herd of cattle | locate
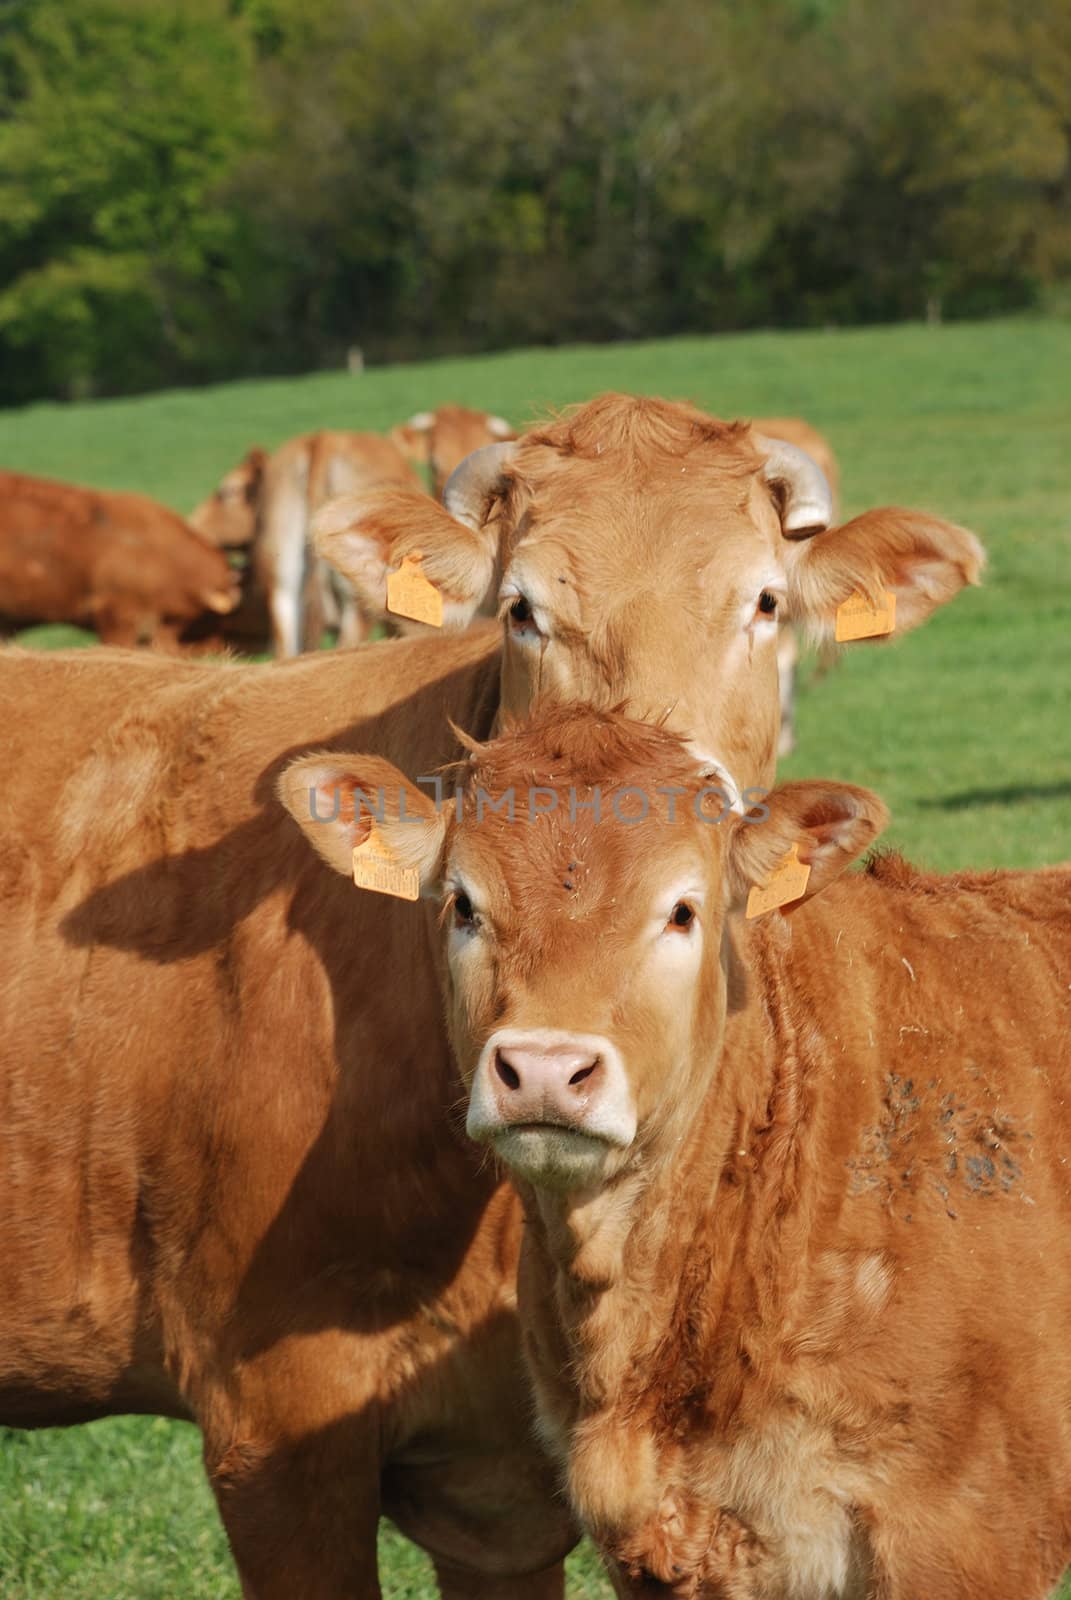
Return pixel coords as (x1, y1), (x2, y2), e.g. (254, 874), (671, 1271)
(2, 391), (1068, 1600)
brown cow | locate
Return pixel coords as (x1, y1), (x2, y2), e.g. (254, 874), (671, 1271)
(0, 395), (982, 1598)
(392, 404), (516, 499)
(374, 407), (829, 755)
(333, 705), (1071, 1600)
(316, 396), (976, 801)
(190, 407), (820, 755)
(0, 469), (239, 647)
(191, 432), (422, 656)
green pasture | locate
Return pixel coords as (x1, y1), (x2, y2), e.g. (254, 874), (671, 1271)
(0, 316), (1068, 1596)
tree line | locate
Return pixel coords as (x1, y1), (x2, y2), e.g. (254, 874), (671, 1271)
(0, 0), (1067, 405)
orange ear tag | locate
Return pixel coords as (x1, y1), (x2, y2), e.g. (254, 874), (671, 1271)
(746, 843), (812, 920)
(835, 591), (896, 643)
(352, 826), (420, 902)
(387, 552), (443, 628)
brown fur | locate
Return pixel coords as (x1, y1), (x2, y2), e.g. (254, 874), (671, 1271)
(0, 469), (239, 648)
(349, 406), (839, 753)
(189, 446), (268, 550)
(427, 707), (1071, 1600)
(318, 393), (983, 799)
(0, 630), (575, 1598)
(785, 506), (985, 639)
(191, 432), (422, 656)
(0, 395), (984, 1597)
(392, 405), (516, 499)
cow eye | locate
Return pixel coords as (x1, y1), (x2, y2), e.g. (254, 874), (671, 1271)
(667, 901), (695, 931)
(500, 581), (547, 640)
(453, 890), (476, 928)
(757, 590), (779, 618)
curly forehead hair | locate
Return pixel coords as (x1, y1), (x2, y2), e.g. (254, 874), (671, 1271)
(522, 393), (759, 466)
(461, 705), (707, 801)
(495, 395), (762, 538)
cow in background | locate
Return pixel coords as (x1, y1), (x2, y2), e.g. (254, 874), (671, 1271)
(345, 703), (1071, 1600)
(189, 446), (268, 553)
(0, 469), (239, 648)
(191, 431), (422, 656)
(392, 404), (515, 499)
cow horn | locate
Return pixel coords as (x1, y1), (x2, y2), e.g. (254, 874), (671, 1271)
(754, 434), (834, 538)
(442, 441), (518, 529)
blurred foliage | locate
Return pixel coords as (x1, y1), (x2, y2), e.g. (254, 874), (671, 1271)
(0, 0), (1068, 402)
(0, 0), (258, 400)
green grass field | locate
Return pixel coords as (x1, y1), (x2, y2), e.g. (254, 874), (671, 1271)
(0, 315), (1069, 1597)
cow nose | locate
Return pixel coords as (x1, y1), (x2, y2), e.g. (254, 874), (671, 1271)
(491, 1044), (603, 1128)
(467, 1028), (636, 1158)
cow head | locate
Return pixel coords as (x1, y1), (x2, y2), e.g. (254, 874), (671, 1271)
(279, 705), (887, 1195)
(315, 394), (983, 797)
(189, 447), (268, 549)
(168, 527), (243, 622)
(391, 405), (516, 499)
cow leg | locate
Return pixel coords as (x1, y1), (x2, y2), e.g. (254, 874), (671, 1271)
(301, 557), (328, 651)
(431, 1556), (566, 1599)
(260, 522), (308, 657)
(95, 609), (141, 648)
(148, 618), (186, 655)
(207, 1431), (383, 1600)
(268, 582), (303, 658)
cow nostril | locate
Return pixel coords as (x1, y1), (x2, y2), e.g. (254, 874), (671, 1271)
(494, 1051), (521, 1091)
(568, 1059), (599, 1087)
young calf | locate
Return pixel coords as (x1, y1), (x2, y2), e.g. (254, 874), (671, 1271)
(288, 708), (1071, 1600)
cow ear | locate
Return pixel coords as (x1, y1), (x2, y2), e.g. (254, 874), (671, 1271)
(277, 751), (446, 891)
(728, 781), (888, 909)
(313, 487), (499, 633)
(785, 509), (986, 641)
(390, 420), (433, 464)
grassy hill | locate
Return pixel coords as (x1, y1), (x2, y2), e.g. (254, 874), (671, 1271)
(0, 316), (1068, 1598)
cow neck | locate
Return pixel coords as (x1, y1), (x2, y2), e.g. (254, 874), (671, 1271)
(520, 917), (808, 1430)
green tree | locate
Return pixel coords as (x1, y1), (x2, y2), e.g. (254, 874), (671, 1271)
(0, 0), (258, 400)
(0, 0), (1066, 403)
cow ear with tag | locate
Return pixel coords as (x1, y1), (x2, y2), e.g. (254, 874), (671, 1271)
(277, 751), (446, 896)
(728, 781), (889, 915)
(313, 488), (498, 635)
(785, 507), (986, 643)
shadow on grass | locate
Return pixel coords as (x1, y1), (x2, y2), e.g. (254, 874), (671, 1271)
(918, 780), (1071, 810)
